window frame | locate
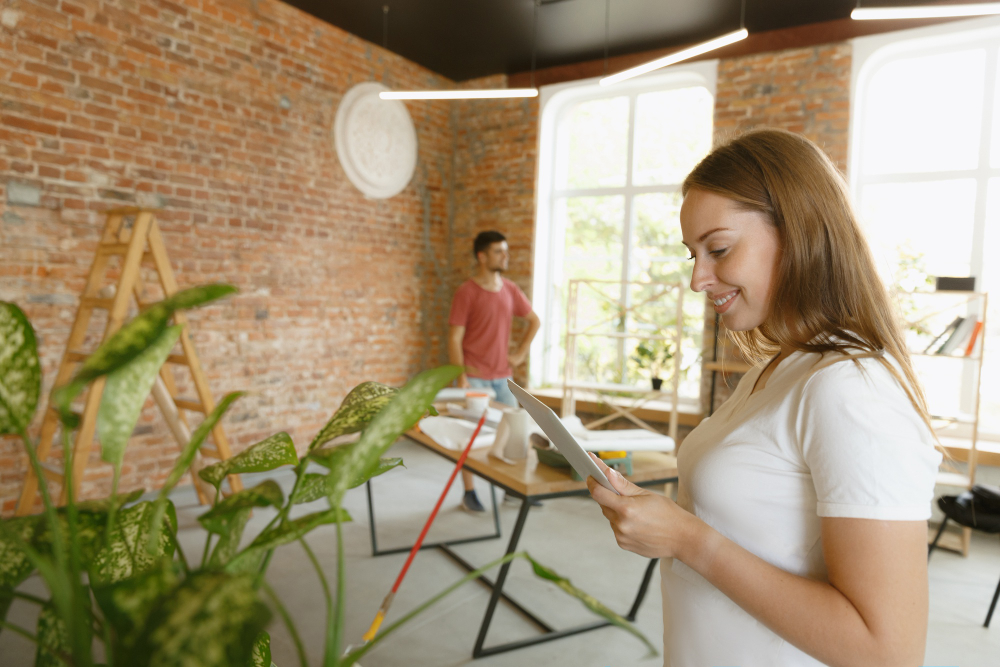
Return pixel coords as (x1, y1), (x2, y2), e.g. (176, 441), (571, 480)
(850, 15), (1000, 418)
(530, 61), (717, 388)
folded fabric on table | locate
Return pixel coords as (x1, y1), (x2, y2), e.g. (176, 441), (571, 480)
(418, 415), (495, 450)
(561, 415), (675, 453)
(444, 403), (505, 428)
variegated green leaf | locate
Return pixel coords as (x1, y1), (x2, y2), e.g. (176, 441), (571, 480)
(90, 501), (177, 585)
(149, 392), (244, 551)
(0, 516), (37, 588)
(290, 472), (327, 505)
(207, 507), (252, 569)
(524, 553), (658, 656)
(198, 481), (284, 534)
(0, 302), (41, 435)
(98, 325), (183, 474)
(76, 488), (144, 513)
(32, 507), (108, 568)
(35, 601), (71, 667)
(324, 366), (461, 506)
(198, 432), (297, 490)
(291, 457), (404, 506)
(52, 284), (237, 423)
(0, 516), (38, 636)
(248, 630), (271, 667)
(134, 570), (270, 667)
(93, 562), (179, 660)
(307, 381), (399, 451)
(225, 508), (352, 574)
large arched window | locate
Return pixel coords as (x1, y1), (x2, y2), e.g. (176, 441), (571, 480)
(530, 62), (716, 405)
(851, 16), (1000, 435)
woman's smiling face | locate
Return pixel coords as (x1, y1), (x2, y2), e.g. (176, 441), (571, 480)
(680, 188), (782, 332)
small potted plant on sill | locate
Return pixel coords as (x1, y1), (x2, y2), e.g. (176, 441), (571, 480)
(631, 339), (674, 391)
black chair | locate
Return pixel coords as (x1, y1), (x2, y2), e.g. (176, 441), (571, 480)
(928, 484), (1000, 627)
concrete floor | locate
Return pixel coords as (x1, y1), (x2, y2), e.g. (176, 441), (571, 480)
(3, 436), (1000, 666)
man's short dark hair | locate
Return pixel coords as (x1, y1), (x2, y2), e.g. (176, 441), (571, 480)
(473, 230), (507, 258)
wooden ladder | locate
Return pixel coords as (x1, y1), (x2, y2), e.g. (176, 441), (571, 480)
(16, 208), (243, 515)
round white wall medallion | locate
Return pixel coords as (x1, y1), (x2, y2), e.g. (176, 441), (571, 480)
(334, 82), (418, 199)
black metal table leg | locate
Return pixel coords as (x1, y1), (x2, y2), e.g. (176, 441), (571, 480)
(473, 498), (533, 657)
(366, 479), (503, 557)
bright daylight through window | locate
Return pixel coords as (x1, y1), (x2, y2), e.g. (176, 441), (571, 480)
(531, 64), (715, 408)
(852, 17), (1000, 438)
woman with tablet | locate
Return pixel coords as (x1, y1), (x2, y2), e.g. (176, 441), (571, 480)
(587, 128), (941, 667)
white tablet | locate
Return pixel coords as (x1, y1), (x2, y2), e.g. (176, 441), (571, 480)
(507, 380), (620, 495)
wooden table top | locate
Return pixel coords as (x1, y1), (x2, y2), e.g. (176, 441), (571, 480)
(407, 404), (678, 499)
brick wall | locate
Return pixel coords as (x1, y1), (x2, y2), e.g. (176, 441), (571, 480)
(701, 43), (853, 413)
(0, 0), (466, 514)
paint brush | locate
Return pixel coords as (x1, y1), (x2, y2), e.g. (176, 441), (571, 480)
(358, 408), (489, 647)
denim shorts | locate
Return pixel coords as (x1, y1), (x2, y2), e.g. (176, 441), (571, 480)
(468, 376), (518, 408)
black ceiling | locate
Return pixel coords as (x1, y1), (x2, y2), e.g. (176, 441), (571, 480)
(283, 0), (934, 81)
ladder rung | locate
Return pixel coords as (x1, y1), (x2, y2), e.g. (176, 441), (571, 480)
(47, 405), (83, 421)
(40, 464), (64, 484)
(174, 398), (206, 412)
(80, 297), (115, 310)
(166, 354), (189, 365)
(66, 350), (87, 362)
(98, 243), (131, 255)
(200, 446), (221, 459)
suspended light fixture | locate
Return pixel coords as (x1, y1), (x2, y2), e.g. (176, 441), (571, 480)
(852, 2), (1000, 20)
(600, 28), (748, 86)
(380, 0), (542, 101)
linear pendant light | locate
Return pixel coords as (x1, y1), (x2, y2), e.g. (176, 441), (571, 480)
(379, 89), (539, 100)
(852, 3), (1000, 20)
(600, 28), (748, 86)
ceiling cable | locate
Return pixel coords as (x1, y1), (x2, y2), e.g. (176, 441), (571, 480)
(530, 0), (540, 89)
(603, 0), (611, 75)
(740, 0), (746, 30)
(382, 5), (389, 49)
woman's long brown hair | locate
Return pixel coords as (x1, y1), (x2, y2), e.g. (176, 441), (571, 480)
(683, 128), (934, 430)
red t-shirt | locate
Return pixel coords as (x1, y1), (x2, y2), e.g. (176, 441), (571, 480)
(448, 278), (532, 380)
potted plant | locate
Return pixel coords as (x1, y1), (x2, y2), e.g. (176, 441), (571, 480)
(631, 339), (674, 390)
(0, 286), (658, 666)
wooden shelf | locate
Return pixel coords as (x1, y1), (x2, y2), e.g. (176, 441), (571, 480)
(703, 360), (754, 374)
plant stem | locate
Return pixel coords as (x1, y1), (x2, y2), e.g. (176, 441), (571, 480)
(200, 533), (214, 569)
(330, 508), (346, 667)
(254, 459), (308, 587)
(340, 551), (526, 666)
(299, 537), (334, 666)
(61, 424), (94, 667)
(261, 580), (308, 667)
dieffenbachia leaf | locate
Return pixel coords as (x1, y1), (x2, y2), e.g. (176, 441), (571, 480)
(290, 458), (404, 505)
(132, 571), (270, 667)
(524, 553), (659, 657)
(52, 284), (237, 425)
(308, 446), (405, 486)
(248, 630), (271, 667)
(207, 508), (252, 569)
(0, 302), (41, 435)
(290, 473), (327, 505)
(92, 562), (179, 661)
(0, 516), (38, 635)
(98, 325), (183, 475)
(31, 507), (108, 568)
(198, 481), (284, 534)
(225, 508), (352, 574)
(198, 432), (297, 490)
(148, 392), (244, 552)
(35, 601), (71, 667)
(307, 381), (399, 451)
(90, 500), (177, 586)
(323, 366), (461, 506)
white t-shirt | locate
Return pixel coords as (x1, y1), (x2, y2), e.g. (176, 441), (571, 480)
(661, 349), (941, 667)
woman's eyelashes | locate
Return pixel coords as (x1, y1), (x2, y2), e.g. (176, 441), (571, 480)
(686, 247), (727, 261)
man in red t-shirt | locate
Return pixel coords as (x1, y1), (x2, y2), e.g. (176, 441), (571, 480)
(449, 230), (540, 512)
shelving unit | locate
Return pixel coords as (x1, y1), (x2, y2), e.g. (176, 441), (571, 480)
(899, 289), (989, 556)
(562, 279), (685, 441)
(706, 313), (754, 416)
